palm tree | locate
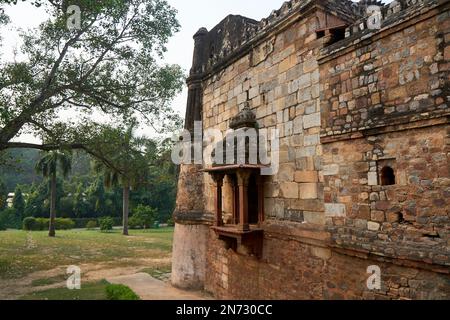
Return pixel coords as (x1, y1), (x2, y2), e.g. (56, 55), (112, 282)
(94, 164), (132, 235)
(35, 150), (72, 237)
(92, 125), (149, 236)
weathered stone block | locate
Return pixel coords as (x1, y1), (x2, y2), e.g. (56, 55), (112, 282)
(303, 112), (321, 129)
(371, 211), (385, 222)
(368, 172), (378, 186)
(304, 134), (320, 146)
(300, 183), (318, 199)
(280, 182), (299, 199)
(325, 203), (346, 217)
(279, 163), (295, 181)
(303, 211), (325, 225)
(294, 171), (318, 183)
(367, 221), (380, 231)
(293, 116), (303, 134)
(323, 164), (339, 176)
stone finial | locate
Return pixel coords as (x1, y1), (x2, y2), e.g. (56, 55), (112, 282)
(194, 27), (208, 38)
(229, 96), (257, 130)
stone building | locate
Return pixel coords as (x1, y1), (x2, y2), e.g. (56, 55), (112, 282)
(172, 0), (450, 299)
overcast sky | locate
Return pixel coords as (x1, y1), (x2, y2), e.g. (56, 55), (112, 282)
(1, 0), (390, 143)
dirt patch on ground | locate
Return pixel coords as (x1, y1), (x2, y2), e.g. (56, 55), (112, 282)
(0, 257), (172, 300)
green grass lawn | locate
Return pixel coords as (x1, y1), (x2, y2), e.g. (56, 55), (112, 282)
(21, 280), (111, 300)
(20, 279), (141, 300)
(0, 228), (174, 280)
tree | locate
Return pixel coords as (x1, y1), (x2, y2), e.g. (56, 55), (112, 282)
(12, 186), (25, 216)
(35, 150), (72, 237)
(23, 181), (47, 218)
(92, 124), (150, 235)
(130, 204), (157, 229)
(0, 179), (7, 210)
(0, 0), (184, 154)
(72, 182), (87, 218)
(86, 177), (107, 217)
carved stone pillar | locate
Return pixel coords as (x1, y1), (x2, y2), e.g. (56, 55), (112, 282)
(237, 170), (251, 232)
(257, 175), (264, 226)
(212, 174), (225, 227)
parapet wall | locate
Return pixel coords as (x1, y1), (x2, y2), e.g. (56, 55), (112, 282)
(192, 0), (446, 81)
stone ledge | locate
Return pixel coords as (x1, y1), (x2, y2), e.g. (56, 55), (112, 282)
(330, 245), (450, 275)
(173, 210), (215, 225)
(320, 115), (450, 144)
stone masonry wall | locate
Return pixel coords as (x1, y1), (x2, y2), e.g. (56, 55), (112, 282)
(319, 4), (449, 268)
(320, 3), (449, 136)
(191, 0), (450, 299)
(201, 11), (332, 224)
(206, 225), (450, 299)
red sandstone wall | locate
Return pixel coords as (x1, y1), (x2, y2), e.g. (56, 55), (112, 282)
(206, 228), (450, 299)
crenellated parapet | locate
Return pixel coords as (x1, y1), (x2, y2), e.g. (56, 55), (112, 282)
(190, 0), (361, 78)
(345, 0), (438, 37)
(189, 0), (444, 80)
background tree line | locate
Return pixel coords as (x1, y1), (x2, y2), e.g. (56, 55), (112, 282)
(0, 138), (178, 230)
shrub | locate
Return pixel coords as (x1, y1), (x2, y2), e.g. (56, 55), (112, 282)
(166, 218), (175, 227)
(105, 284), (140, 300)
(36, 218), (49, 231)
(131, 205), (157, 229)
(0, 208), (21, 230)
(128, 215), (143, 230)
(54, 218), (75, 230)
(23, 217), (40, 231)
(23, 217), (75, 231)
(99, 217), (114, 232)
(86, 220), (98, 230)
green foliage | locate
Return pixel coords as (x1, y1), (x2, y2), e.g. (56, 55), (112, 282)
(98, 217), (114, 232)
(23, 217), (74, 231)
(0, 0), (184, 153)
(54, 218), (75, 230)
(166, 217), (175, 227)
(35, 151), (72, 179)
(129, 205), (157, 229)
(0, 208), (21, 230)
(0, 179), (7, 210)
(23, 217), (39, 231)
(0, 149), (42, 191)
(1, 137), (178, 223)
(86, 220), (97, 230)
(35, 218), (49, 230)
(105, 284), (140, 300)
(12, 186), (25, 216)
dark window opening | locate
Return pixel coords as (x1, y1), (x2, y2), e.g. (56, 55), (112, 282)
(380, 166), (396, 186)
(316, 30), (325, 39)
(327, 27), (346, 45)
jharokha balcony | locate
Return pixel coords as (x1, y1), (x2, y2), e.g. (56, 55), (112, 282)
(203, 164), (266, 258)
(202, 103), (268, 258)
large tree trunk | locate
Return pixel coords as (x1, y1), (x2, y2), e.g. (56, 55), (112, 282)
(49, 172), (57, 237)
(122, 184), (130, 236)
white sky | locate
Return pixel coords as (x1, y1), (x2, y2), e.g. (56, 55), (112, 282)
(1, 0), (288, 143)
(1, 0), (391, 143)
